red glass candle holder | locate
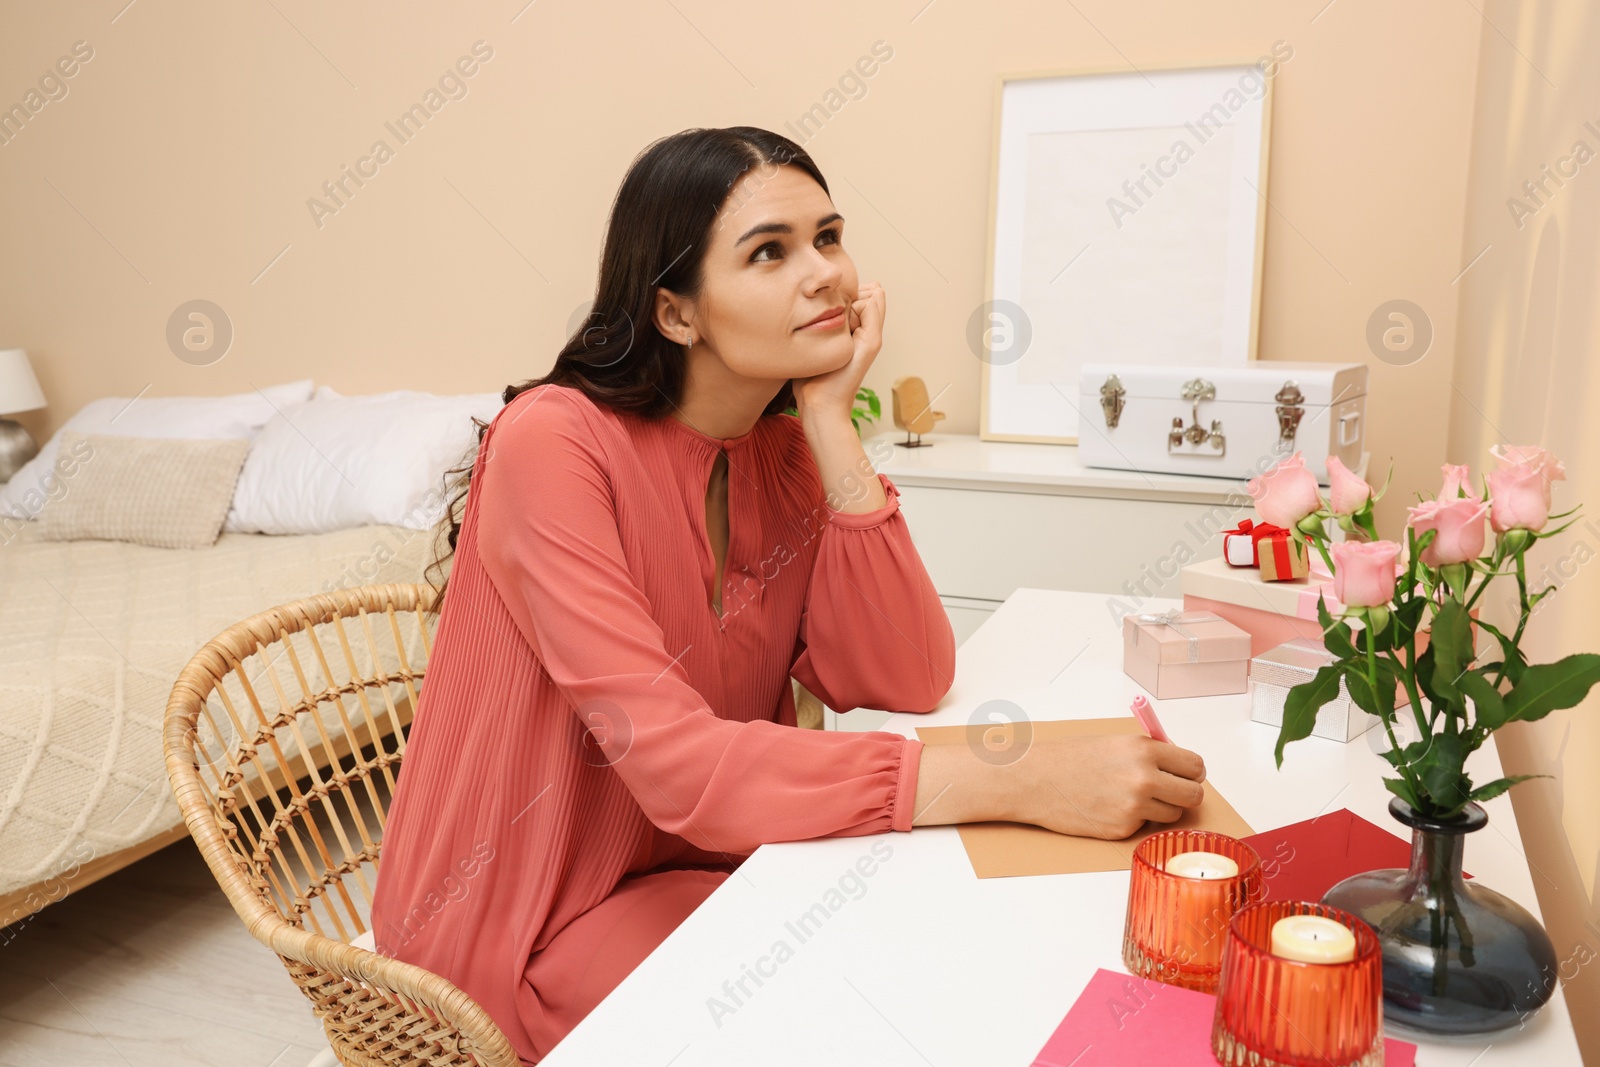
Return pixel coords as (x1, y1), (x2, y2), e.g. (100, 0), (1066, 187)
(1122, 830), (1265, 993)
(1212, 900), (1384, 1067)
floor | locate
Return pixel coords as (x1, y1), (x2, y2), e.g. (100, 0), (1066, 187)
(0, 744), (396, 1067)
(0, 837), (334, 1067)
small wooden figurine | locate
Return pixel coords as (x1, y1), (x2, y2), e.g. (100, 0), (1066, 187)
(891, 376), (945, 447)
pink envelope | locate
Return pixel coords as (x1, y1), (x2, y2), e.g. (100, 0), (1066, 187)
(1031, 968), (1418, 1066)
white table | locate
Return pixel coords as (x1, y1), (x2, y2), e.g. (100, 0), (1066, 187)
(540, 589), (1579, 1065)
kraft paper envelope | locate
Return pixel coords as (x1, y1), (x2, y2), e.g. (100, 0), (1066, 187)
(914, 717), (1255, 879)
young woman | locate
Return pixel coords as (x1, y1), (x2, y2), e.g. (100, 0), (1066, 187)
(369, 126), (1208, 1064)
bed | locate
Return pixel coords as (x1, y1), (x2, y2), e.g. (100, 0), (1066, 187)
(0, 518), (439, 927)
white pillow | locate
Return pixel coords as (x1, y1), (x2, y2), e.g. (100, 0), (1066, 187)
(224, 386), (503, 535)
(0, 379), (314, 522)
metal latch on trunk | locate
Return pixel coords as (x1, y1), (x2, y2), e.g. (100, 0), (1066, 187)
(1100, 374), (1126, 429)
(1168, 377), (1225, 456)
(1276, 381), (1305, 449)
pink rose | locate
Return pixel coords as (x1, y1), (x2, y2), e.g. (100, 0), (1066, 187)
(1329, 540), (1402, 608)
(1487, 444), (1564, 532)
(1247, 452), (1325, 529)
(1488, 463), (1553, 532)
(1439, 464), (1472, 499)
(1326, 456), (1372, 515)
(1407, 496), (1488, 565)
(1489, 445), (1566, 488)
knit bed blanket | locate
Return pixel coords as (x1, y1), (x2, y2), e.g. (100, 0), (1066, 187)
(0, 521), (439, 905)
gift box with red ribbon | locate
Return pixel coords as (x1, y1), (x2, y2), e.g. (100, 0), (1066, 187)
(1221, 518), (1288, 567)
(1258, 530), (1309, 581)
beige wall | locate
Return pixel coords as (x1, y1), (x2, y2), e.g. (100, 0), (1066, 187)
(1450, 1), (1600, 1060)
(1, 1), (1480, 540)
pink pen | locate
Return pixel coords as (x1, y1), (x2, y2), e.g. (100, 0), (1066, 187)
(1130, 694), (1171, 744)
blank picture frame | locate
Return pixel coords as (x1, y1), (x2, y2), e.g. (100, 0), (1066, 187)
(978, 60), (1275, 444)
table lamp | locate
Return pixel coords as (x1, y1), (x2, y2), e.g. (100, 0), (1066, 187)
(0, 348), (47, 482)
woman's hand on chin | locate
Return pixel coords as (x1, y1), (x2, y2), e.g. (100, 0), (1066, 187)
(792, 281), (884, 426)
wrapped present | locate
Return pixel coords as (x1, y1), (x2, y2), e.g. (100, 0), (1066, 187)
(1250, 638), (1399, 742)
(1258, 530), (1309, 581)
(1181, 554), (1343, 657)
(1222, 518), (1287, 567)
(1122, 609), (1252, 700)
(1181, 554), (1459, 659)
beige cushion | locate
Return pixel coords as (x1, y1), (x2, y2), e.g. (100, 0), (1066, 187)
(36, 431), (252, 548)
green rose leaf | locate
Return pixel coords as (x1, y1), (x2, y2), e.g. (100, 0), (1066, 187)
(1344, 667), (1377, 718)
(1396, 595), (1428, 632)
(1404, 529), (1437, 596)
(1345, 661), (1396, 722)
(1365, 610), (1399, 654)
(1414, 646), (1438, 705)
(1428, 600), (1474, 703)
(1379, 737), (1433, 769)
(1317, 595), (1357, 660)
(1503, 654), (1600, 724)
(1370, 656), (1401, 720)
(1416, 730), (1471, 810)
(1503, 646), (1529, 687)
(1456, 669), (1509, 731)
(1275, 664), (1344, 769)
(1383, 775), (1422, 809)
(1467, 774), (1546, 804)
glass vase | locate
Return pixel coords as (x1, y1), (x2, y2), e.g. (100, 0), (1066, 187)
(1321, 796), (1559, 1034)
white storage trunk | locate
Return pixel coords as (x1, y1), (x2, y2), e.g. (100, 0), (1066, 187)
(1076, 361), (1368, 484)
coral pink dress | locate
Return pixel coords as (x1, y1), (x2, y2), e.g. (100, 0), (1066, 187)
(370, 383), (956, 1064)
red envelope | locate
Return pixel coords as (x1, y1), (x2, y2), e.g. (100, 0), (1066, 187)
(1031, 968), (1417, 1066)
(1243, 808), (1470, 904)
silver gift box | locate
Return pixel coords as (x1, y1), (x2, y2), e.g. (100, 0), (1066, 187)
(1249, 638), (1378, 743)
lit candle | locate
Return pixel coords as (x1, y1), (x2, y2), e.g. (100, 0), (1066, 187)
(1270, 914), (1357, 963)
(1164, 851), (1240, 880)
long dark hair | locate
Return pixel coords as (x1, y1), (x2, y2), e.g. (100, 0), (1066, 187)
(422, 126), (828, 617)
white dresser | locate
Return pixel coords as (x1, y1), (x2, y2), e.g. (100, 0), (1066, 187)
(824, 431), (1249, 731)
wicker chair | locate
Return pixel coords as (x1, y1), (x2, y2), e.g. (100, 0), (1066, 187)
(162, 582), (519, 1067)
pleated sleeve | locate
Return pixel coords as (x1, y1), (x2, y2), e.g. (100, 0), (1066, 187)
(473, 389), (926, 850)
(789, 472), (957, 717)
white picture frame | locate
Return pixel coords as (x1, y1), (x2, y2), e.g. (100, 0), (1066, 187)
(979, 60), (1274, 444)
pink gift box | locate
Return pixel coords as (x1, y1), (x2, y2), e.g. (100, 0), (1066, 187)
(1181, 555), (1458, 668)
(1179, 555), (1342, 658)
(1184, 593), (1328, 659)
(1122, 610), (1251, 700)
